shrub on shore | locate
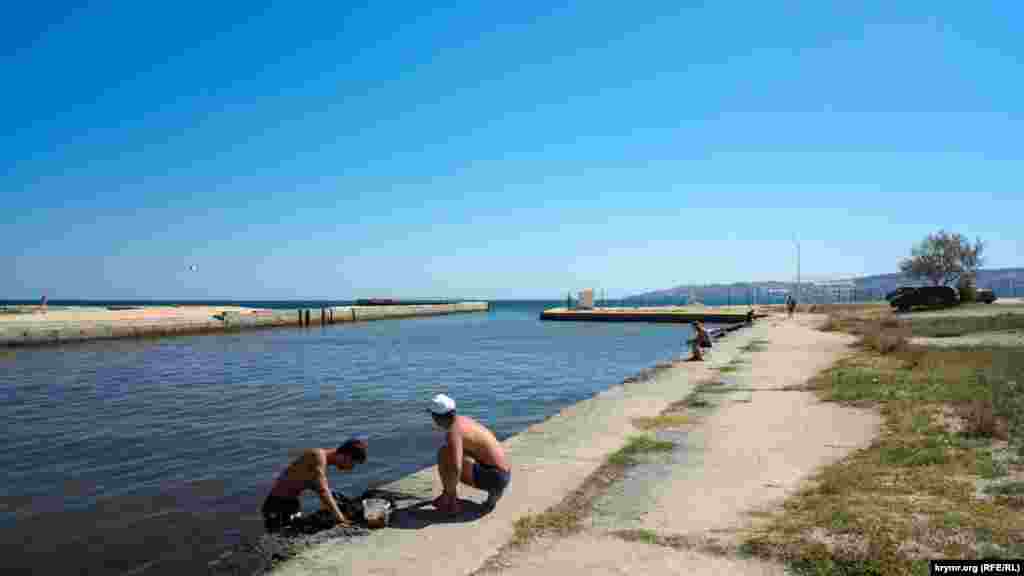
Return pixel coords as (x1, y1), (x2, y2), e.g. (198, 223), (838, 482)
(859, 320), (910, 355)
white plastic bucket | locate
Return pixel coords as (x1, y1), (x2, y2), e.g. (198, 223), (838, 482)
(362, 498), (391, 529)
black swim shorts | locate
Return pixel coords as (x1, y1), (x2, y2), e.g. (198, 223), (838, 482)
(261, 495), (301, 533)
(472, 462), (511, 506)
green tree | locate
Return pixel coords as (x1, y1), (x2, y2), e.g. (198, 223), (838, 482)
(899, 230), (985, 287)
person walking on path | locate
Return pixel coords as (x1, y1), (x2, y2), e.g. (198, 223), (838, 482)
(261, 437), (368, 533)
(786, 295), (796, 318)
(429, 394), (511, 515)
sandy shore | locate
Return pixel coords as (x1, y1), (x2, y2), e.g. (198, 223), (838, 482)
(267, 313), (880, 576)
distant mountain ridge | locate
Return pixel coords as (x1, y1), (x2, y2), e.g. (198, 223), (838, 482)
(625, 267), (1024, 304)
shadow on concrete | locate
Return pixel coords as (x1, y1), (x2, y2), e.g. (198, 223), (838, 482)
(389, 498), (491, 530)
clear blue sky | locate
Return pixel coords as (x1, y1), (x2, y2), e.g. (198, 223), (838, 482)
(3, 1), (1021, 300)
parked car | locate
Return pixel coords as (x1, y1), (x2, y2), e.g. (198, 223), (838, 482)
(889, 286), (959, 312)
(977, 289), (997, 304)
(885, 287), (917, 301)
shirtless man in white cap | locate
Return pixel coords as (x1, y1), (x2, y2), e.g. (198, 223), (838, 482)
(429, 393), (510, 515)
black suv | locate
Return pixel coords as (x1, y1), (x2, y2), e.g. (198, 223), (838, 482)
(885, 287), (916, 302)
(977, 289), (997, 304)
(889, 286), (959, 312)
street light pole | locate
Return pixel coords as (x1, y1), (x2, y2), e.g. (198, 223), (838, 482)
(793, 237), (801, 304)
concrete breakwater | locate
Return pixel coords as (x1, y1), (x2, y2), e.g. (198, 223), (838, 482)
(540, 305), (761, 324)
(0, 302), (489, 347)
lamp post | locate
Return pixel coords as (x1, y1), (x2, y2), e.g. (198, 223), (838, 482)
(793, 237), (801, 304)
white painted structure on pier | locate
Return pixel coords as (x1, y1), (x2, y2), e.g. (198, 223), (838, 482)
(577, 288), (594, 309)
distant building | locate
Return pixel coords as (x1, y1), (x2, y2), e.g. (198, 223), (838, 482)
(814, 280), (857, 303)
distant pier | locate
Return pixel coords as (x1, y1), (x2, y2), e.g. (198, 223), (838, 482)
(540, 305), (761, 324)
(0, 302), (489, 348)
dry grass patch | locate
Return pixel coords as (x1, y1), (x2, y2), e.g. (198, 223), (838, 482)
(742, 344), (1024, 573)
(908, 313), (1024, 338)
(613, 528), (661, 545)
(959, 399), (1010, 441)
(511, 509), (579, 547)
(631, 414), (690, 430)
(805, 303), (891, 314)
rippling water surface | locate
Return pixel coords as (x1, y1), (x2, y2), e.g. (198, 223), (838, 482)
(0, 301), (702, 575)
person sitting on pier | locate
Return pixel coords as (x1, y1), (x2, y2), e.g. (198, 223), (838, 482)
(429, 393), (511, 515)
(689, 321), (712, 361)
(261, 437), (368, 533)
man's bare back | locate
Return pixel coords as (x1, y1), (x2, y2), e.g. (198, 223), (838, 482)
(451, 415), (508, 472)
(270, 449), (324, 498)
(262, 439), (367, 532)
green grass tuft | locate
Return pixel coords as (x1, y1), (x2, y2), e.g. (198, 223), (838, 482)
(632, 414), (690, 430)
(984, 481), (1024, 496)
(975, 450), (1008, 479)
(685, 395), (711, 408)
(607, 435), (676, 467)
(739, 339), (770, 353)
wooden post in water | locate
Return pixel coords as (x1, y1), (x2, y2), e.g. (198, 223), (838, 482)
(320, 308), (325, 325)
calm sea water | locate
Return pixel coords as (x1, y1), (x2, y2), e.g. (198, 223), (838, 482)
(0, 301), (702, 575)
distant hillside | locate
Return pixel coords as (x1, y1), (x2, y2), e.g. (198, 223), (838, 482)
(625, 267), (1024, 305)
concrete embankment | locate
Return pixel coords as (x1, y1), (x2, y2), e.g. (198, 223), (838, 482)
(541, 306), (763, 324)
(0, 302), (489, 347)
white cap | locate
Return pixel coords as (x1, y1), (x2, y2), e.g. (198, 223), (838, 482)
(429, 393), (456, 415)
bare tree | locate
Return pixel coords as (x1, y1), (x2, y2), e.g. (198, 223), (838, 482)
(899, 230), (985, 287)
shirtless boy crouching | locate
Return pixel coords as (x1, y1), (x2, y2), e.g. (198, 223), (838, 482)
(261, 437), (368, 532)
(429, 394), (511, 515)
